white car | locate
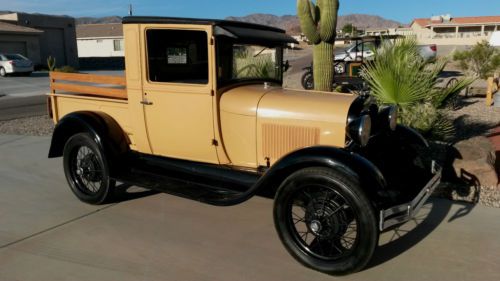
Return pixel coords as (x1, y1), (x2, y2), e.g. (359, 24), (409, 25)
(0, 53), (34, 77)
(335, 41), (437, 62)
(335, 41), (376, 62)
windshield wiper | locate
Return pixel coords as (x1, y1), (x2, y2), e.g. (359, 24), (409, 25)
(253, 47), (268, 58)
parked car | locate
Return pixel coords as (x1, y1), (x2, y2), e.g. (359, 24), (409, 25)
(47, 16), (441, 275)
(302, 36), (437, 90)
(419, 44), (437, 62)
(0, 53), (34, 77)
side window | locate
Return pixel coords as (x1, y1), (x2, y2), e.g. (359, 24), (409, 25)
(146, 29), (208, 84)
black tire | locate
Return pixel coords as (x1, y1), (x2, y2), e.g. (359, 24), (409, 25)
(0, 67), (6, 77)
(63, 133), (116, 205)
(301, 71), (314, 90)
(273, 167), (378, 275)
(23, 72), (32, 77)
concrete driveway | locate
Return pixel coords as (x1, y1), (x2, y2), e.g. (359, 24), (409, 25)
(1, 135), (499, 281)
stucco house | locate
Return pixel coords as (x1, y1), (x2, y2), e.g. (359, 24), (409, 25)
(0, 12), (79, 68)
(76, 23), (124, 57)
(410, 15), (500, 46)
(0, 21), (43, 65)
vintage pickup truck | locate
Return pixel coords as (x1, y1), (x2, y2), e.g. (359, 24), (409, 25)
(47, 16), (441, 275)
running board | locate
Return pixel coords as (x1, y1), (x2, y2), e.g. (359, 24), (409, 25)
(118, 169), (247, 205)
(113, 153), (262, 206)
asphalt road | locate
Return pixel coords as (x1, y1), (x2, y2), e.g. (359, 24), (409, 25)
(0, 135), (500, 281)
(0, 95), (47, 121)
(0, 72), (51, 97)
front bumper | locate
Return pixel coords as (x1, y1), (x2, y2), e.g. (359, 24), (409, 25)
(379, 160), (442, 231)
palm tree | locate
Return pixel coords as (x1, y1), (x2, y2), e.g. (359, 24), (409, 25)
(361, 37), (474, 140)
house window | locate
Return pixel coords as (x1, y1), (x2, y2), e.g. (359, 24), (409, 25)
(113, 39), (124, 51)
(146, 29), (208, 84)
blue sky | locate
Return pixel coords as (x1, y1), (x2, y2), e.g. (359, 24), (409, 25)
(2, 0), (498, 24)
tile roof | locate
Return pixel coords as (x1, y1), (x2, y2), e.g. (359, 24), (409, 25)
(412, 15), (500, 27)
(76, 23), (123, 38)
(0, 21), (43, 34)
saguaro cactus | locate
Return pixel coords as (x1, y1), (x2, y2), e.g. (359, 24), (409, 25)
(297, 0), (339, 91)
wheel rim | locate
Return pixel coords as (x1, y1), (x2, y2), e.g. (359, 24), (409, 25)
(286, 184), (359, 261)
(305, 75), (314, 89)
(0, 68), (5, 76)
(69, 145), (105, 195)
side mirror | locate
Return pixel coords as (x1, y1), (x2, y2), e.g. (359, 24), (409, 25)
(283, 60), (290, 72)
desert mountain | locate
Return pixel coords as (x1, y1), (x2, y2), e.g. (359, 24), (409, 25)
(226, 13), (402, 34)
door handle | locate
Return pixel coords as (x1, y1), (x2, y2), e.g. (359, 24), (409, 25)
(141, 93), (153, 105)
(140, 100), (153, 105)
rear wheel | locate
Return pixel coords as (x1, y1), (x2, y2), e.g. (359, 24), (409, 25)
(63, 133), (116, 204)
(274, 167), (378, 275)
(0, 67), (6, 77)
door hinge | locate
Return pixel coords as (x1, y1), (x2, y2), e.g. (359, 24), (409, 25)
(211, 89), (215, 96)
(210, 37), (214, 45)
(212, 139), (219, 146)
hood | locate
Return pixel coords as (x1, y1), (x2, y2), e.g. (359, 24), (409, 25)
(220, 84), (356, 120)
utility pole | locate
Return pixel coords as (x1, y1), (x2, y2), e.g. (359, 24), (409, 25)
(128, 4), (133, 16)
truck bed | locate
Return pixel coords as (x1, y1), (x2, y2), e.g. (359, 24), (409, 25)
(48, 72), (134, 148)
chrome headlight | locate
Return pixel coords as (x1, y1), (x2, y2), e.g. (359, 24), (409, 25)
(346, 115), (371, 147)
(379, 106), (398, 131)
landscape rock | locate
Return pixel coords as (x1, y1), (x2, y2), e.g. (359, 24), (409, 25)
(452, 136), (498, 188)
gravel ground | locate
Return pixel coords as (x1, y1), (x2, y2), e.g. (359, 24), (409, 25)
(446, 97), (500, 141)
(0, 115), (54, 136)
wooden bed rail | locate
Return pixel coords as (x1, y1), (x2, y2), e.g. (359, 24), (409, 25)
(50, 72), (127, 100)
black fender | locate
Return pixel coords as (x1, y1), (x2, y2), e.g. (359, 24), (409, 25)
(48, 111), (129, 175)
(391, 125), (429, 148)
(254, 146), (389, 209)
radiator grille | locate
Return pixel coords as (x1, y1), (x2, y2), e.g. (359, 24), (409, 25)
(262, 124), (320, 161)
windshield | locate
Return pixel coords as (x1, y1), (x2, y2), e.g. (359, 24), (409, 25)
(216, 39), (283, 87)
(4, 54), (27, 60)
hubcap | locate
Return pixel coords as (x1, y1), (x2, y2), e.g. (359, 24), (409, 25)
(310, 220), (322, 234)
(71, 145), (104, 194)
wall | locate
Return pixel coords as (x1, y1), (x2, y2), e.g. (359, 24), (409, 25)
(77, 37), (124, 57)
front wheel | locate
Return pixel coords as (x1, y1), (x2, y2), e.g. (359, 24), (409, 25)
(273, 167), (378, 275)
(301, 71), (314, 90)
(63, 133), (116, 205)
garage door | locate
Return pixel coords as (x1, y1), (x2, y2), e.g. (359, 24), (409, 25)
(0, 41), (27, 56)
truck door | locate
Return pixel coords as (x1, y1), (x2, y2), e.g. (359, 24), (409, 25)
(140, 26), (218, 164)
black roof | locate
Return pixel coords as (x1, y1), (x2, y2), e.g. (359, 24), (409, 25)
(122, 16), (298, 45)
(122, 16), (285, 33)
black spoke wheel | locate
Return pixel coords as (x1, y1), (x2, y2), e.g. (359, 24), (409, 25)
(274, 167), (378, 275)
(301, 71), (314, 90)
(63, 133), (115, 204)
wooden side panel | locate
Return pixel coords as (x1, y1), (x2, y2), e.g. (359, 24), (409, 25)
(49, 72), (127, 100)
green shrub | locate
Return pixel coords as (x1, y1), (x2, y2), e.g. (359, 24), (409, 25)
(47, 56), (56, 71)
(234, 54), (275, 79)
(453, 41), (500, 79)
(54, 65), (78, 73)
(361, 37), (474, 140)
